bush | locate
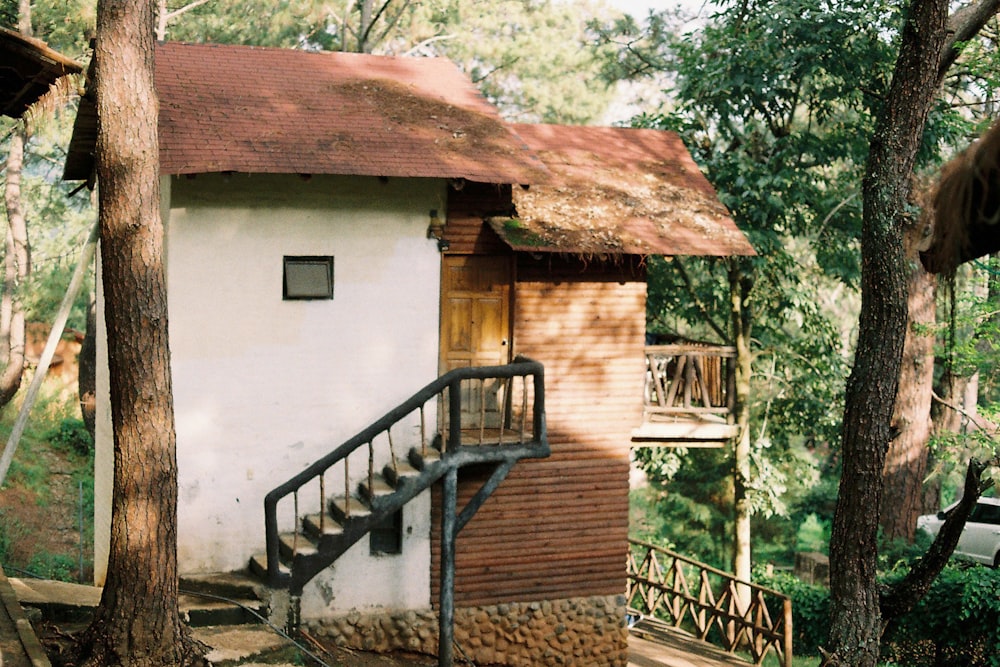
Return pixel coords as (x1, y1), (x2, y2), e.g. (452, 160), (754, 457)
(27, 551), (78, 582)
(758, 572), (830, 655)
(45, 417), (93, 456)
(884, 563), (1000, 667)
(766, 563), (1000, 665)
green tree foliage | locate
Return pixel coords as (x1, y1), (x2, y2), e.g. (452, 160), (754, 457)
(597, 0), (1000, 566)
(159, 0), (335, 48)
(418, 0), (618, 123)
(0, 0), (95, 57)
(1, 110), (94, 333)
(764, 562), (1000, 665)
(159, 0), (617, 124)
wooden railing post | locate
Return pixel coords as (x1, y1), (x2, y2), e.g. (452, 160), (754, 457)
(626, 539), (792, 667)
(783, 597), (794, 667)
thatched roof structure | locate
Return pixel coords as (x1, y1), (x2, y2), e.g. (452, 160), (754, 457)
(0, 27), (81, 119)
(921, 119), (1000, 274)
(491, 124), (754, 257)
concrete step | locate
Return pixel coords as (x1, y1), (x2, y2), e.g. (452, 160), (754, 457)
(328, 495), (372, 523)
(383, 459), (420, 486)
(359, 475), (394, 502)
(248, 554), (289, 582)
(277, 532), (318, 560)
(179, 591), (267, 628)
(302, 513), (344, 539)
(179, 571), (262, 601)
(178, 571), (268, 627)
(408, 445), (442, 470)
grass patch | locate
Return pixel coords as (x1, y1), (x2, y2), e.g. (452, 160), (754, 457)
(0, 377), (94, 582)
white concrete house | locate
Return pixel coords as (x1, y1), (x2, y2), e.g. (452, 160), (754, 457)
(65, 41), (753, 667)
(65, 41), (546, 608)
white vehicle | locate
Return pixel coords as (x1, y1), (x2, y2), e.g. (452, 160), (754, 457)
(917, 496), (1000, 567)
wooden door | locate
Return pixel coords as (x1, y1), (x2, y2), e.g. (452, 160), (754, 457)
(440, 255), (512, 430)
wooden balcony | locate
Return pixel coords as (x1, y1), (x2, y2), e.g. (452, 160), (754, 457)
(631, 344), (739, 447)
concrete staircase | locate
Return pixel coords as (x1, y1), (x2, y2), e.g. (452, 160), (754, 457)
(248, 441), (450, 586)
(255, 358), (548, 598)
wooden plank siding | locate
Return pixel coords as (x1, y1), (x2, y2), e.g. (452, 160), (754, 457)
(431, 254), (647, 608)
(443, 182), (514, 255)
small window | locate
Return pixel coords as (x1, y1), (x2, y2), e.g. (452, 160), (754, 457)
(283, 256), (334, 300)
(370, 509), (403, 555)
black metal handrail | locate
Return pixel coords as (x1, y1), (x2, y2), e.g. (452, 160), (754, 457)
(627, 539), (793, 667)
(263, 356), (546, 587)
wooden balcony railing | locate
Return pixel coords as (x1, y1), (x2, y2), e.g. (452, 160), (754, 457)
(634, 344), (738, 443)
(627, 540), (793, 667)
(643, 344), (736, 418)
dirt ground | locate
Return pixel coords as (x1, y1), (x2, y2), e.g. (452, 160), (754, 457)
(32, 618), (440, 667)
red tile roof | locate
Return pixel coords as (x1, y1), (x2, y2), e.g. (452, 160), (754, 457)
(498, 124), (754, 257)
(153, 42), (546, 182)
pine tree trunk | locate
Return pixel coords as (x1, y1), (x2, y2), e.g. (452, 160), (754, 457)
(827, 0), (951, 664)
(73, 1), (205, 664)
(881, 227), (936, 543)
(729, 258), (753, 591)
(0, 128), (29, 409)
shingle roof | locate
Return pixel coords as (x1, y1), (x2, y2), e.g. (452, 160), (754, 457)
(495, 124), (754, 257)
(0, 27), (82, 119)
(186, 42), (554, 181)
(66, 41), (547, 183)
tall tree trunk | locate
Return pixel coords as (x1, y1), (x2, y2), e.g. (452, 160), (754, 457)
(729, 258), (753, 591)
(0, 128), (29, 409)
(0, 0), (34, 410)
(72, 1), (205, 665)
(827, 0), (951, 664)
(881, 225), (936, 543)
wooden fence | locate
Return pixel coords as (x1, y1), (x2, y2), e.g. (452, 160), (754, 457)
(627, 539), (793, 667)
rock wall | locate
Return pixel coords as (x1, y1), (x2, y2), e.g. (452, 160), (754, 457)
(306, 594), (629, 666)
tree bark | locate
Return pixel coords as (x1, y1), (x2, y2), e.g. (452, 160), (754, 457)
(78, 293), (97, 437)
(827, 0), (951, 664)
(0, 128), (29, 409)
(72, 1), (206, 664)
(1, 0), (33, 406)
(881, 224), (936, 543)
(729, 258), (753, 592)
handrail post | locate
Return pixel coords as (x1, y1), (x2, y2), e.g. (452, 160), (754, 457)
(449, 378), (462, 453)
(264, 492), (280, 585)
(726, 352), (736, 422)
(532, 366), (545, 443)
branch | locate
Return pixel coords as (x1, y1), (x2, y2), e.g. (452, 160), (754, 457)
(880, 456), (998, 632)
(670, 257), (728, 342)
(371, 0), (414, 49)
(162, 0), (211, 24)
(931, 389), (1000, 434)
(939, 0), (1000, 78)
(403, 33), (456, 57)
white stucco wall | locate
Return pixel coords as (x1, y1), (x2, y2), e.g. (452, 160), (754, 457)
(96, 173), (443, 610)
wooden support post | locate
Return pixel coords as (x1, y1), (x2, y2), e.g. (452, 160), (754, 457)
(438, 465), (458, 667)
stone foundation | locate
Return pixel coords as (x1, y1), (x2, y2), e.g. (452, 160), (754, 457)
(305, 594), (629, 666)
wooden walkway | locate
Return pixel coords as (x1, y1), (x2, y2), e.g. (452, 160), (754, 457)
(0, 565), (50, 667)
(629, 624), (754, 667)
